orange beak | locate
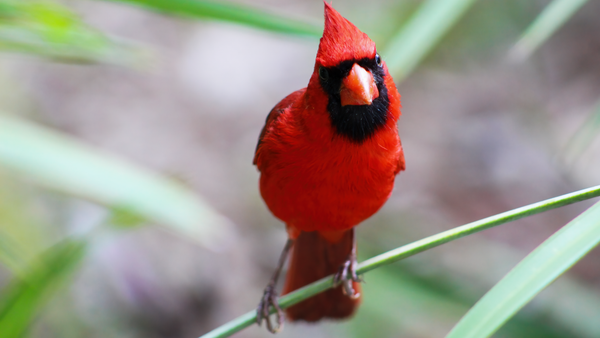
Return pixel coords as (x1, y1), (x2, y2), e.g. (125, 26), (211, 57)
(340, 63), (379, 106)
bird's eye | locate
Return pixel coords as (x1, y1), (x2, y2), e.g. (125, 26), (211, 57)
(319, 67), (329, 82)
(375, 53), (382, 67)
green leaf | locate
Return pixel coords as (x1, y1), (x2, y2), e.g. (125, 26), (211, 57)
(0, 172), (47, 275)
(0, 115), (232, 249)
(509, 0), (589, 61)
(345, 266), (573, 338)
(100, 0), (321, 37)
(382, 0), (479, 82)
(107, 206), (148, 229)
(0, 0), (146, 65)
(0, 240), (86, 338)
(446, 200), (600, 338)
(561, 98), (600, 165)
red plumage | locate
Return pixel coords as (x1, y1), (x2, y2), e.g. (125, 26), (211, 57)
(282, 231), (360, 321)
(255, 2), (404, 324)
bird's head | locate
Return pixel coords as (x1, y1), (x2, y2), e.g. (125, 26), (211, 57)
(308, 2), (393, 143)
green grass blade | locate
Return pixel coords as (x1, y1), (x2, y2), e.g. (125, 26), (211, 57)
(0, 115), (232, 249)
(382, 0), (479, 82)
(199, 185), (600, 338)
(0, 173), (46, 275)
(345, 266), (573, 338)
(509, 0), (589, 61)
(446, 200), (600, 338)
(0, 0), (144, 65)
(100, 0), (321, 37)
(0, 240), (86, 338)
(561, 98), (600, 165)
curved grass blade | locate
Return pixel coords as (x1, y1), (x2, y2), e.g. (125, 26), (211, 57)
(199, 185), (600, 338)
(446, 200), (600, 338)
(0, 115), (233, 249)
(101, 0), (321, 37)
(561, 98), (600, 165)
(0, 240), (86, 338)
(0, 173), (47, 276)
(509, 0), (589, 62)
(382, 0), (479, 82)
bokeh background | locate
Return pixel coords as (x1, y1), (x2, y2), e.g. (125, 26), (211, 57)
(1, 0), (600, 337)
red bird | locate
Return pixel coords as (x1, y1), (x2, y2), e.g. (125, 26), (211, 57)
(254, 2), (404, 332)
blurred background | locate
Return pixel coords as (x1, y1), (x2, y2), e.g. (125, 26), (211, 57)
(1, 0), (600, 337)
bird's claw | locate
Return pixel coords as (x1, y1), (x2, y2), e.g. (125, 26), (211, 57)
(333, 257), (362, 299)
(256, 284), (284, 333)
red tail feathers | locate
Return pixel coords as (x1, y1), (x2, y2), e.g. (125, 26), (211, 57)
(282, 230), (361, 322)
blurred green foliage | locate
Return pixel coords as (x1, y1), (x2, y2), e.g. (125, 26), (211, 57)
(347, 267), (573, 338)
(0, 178), (52, 289)
(510, 0), (590, 61)
(102, 0), (322, 37)
(448, 201), (600, 338)
(0, 0), (598, 337)
(0, 240), (86, 338)
(562, 99), (600, 165)
(0, 115), (233, 249)
(0, 0), (143, 64)
(382, 0), (479, 81)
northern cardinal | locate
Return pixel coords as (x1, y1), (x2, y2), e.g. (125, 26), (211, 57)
(254, 2), (404, 332)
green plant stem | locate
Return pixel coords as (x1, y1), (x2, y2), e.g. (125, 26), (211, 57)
(509, 0), (589, 61)
(200, 185), (600, 338)
(382, 0), (479, 81)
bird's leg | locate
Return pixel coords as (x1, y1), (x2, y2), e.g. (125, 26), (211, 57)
(256, 238), (293, 333)
(333, 229), (362, 299)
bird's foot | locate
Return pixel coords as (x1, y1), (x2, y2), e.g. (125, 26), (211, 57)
(333, 256), (362, 299)
(256, 283), (284, 333)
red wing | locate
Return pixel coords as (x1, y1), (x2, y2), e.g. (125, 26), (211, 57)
(253, 89), (305, 166)
(396, 150), (406, 174)
(395, 138), (406, 174)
